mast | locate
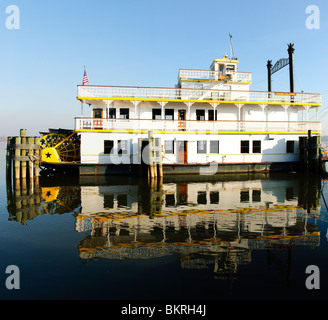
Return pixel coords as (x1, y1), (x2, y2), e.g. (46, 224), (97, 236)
(287, 43), (295, 93)
(229, 33), (235, 60)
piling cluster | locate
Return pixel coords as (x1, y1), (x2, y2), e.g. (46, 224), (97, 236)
(6, 129), (41, 223)
(139, 131), (163, 182)
(6, 129), (41, 182)
(299, 130), (322, 173)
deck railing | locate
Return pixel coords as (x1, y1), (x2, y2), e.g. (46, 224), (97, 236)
(178, 69), (252, 83)
(77, 85), (321, 105)
(75, 118), (321, 133)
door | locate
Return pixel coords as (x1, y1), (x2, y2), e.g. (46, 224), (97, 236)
(93, 108), (103, 129)
(177, 183), (188, 205)
(178, 109), (186, 131)
(177, 141), (188, 164)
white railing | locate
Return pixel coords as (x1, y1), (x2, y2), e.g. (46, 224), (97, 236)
(77, 85), (321, 105)
(178, 69), (252, 83)
(75, 118), (321, 133)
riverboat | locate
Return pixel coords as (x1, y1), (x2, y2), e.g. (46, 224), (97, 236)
(40, 47), (322, 176)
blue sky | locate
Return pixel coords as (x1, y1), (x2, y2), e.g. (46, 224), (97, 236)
(1, 0), (328, 136)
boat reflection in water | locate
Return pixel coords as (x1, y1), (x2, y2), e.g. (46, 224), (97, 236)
(6, 173), (322, 279)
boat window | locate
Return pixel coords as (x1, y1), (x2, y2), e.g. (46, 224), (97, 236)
(103, 194), (114, 209)
(196, 110), (205, 121)
(117, 194), (128, 208)
(197, 140), (207, 154)
(241, 140), (249, 153)
(93, 108), (102, 118)
(210, 192), (219, 204)
(197, 191), (207, 205)
(152, 109), (162, 120)
(118, 140), (128, 155)
(120, 108), (129, 119)
(208, 109), (217, 120)
(104, 140), (114, 154)
(165, 109), (174, 120)
(240, 190), (249, 202)
(165, 194), (175, 207)
(252, 190), (261, 202)
(164, 140), (175, 154)
(252, 140), (261, 153)
(108, 108), (116, 119)
(210, 140), (219, 154)
(286, 140), (294, 153)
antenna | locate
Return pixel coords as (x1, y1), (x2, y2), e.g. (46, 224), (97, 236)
(229, 33), (235, 60)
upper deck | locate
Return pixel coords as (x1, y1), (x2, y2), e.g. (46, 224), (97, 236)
(76, 55), (322, 134)
(178, 69), (252, 84)
(77, 85), (321, 107)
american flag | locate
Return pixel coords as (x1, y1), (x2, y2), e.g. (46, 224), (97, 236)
(82, 66), (89, 85)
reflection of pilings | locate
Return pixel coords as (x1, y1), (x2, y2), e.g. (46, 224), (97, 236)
(7, 176), (42, 225)
(138, 178), (163, 218)
(298, 172), (321, 212)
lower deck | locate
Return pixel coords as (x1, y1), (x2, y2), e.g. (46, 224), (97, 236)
(77, 131), (303, 166)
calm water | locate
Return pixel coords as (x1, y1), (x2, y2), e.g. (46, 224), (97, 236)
(1, 141), (328, 301)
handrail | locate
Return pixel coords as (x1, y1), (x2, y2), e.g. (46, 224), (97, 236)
(77, 85), (321, 105)
(178, 69), (252, 82)
(75, 117), (322, 133)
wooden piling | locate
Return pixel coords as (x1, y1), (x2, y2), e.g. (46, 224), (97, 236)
(34, 137), (40, 177)
(6, 137), (14, 184)
(20, 129), (27, 179)
(14, 136), (21, 180)
(138, 131), (163, 181)
(6, 130), (41, 188)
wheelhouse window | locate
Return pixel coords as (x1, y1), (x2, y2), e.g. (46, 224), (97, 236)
(120, 108), (129, 119)
(152, 109), (161, 120)
(252, 140), (261, 153)
(226, 64), (235, 72)
(118, 140), (128, 155)
(196, 110), (205, 120)
(197, 140), (207, 154)
(108, 108), (116, 119)
(165, 109), (174, 120)
(164, 140), (175, 154)
(241, 141), (249, 153)
(104, 140), (114, 154)
(286, 141), (295, 153)
(210, 140), (219, 153)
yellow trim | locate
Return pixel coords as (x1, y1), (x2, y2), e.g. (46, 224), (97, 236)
(213, 58), (239, 64)
(75, 129), (321, 135)
(229, 81), (252, 84)
(77, 96), (321, 107)
(179, 78), (252, 84)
